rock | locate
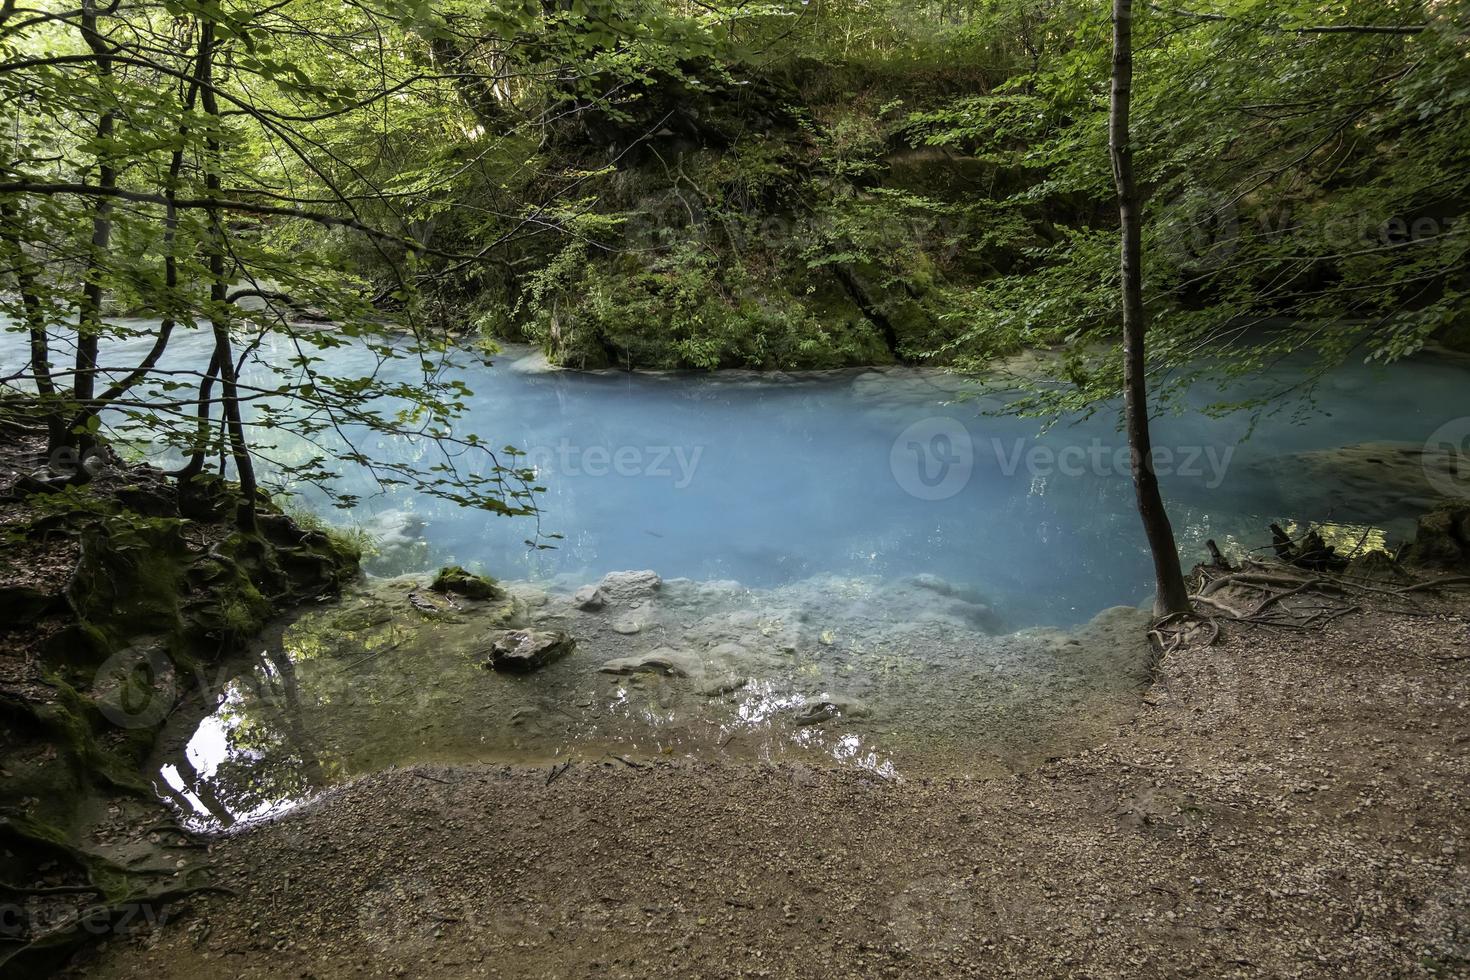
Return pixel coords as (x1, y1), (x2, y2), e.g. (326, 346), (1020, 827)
(573, 585), (606, 611)
(430, 566), (501, 601)
(791, 695), (870, 726)
(1402, 501), (1470, 570)
(611, 615), (646, 635)
(698, 675), (748, 697)
(597, 570), (662, 604)
(1248, 442), (1466, 528)
(408, 590), (460, 620)
(0, 583), (63, 628)
(599, 647), (702, 677)
(481, 629), (575, 672)
(506, 584), (548, 608)
(506, 348), (559, 374)
(909, 572), (953, 595)
(115, 480), (178, 517)
(706, 641), (752, 663)
(361, 509), (429, 573)
(14, 466), (70, 495)
(331, 603), (394, 632)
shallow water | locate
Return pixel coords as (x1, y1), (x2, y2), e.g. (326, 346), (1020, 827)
(150, 573), (1155, 830)
(5, 321), (1467, 826)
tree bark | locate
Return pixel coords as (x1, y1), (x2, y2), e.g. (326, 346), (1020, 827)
(78, 27), (205, 426)
(73, 0), (116, 429)
(0, 201), (64, 446)
(1108, 0), (1191, 618)
(198, 22), (258, 532)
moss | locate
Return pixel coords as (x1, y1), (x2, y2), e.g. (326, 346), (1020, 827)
(66, 513), (190, 653)
(2, 450), (364, 860)
(430, 565), (503, 601)
(523, 243), (895, 371)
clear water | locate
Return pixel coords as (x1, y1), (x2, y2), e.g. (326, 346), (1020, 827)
(4, 321), (1467, 627)
(11, 320), (1465, 827)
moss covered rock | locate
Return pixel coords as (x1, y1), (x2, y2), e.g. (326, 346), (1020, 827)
(0, 447), (362, 843)
(430, 565), (503, 600)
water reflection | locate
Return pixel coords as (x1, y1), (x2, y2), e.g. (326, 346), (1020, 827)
(151, 573), (1158, 829)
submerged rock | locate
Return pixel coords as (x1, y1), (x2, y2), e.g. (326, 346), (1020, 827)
(1249, 441), (1464, 527)
(611, 614), (646, 635)
(792, 695), (871, 726)
(598, 570), (662, 604)
(599, 647), (701, 677)
(408, 589), (461, 620)
(482, 629), (575, 672)
(573, 585), (607, 611)
(360, 508), (429, 573)
(698, 675), (749, 697)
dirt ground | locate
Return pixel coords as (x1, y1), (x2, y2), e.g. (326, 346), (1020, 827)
(64, 597), (1470, 978)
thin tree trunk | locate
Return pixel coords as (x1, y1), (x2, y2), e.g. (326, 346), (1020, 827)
(73, 0), (116, 431)
(0, 201), (64, 446)
(198, 23), (257, 532)
(78, 28), (205, 426)
(174, 349), (220, 483)
(1109, 0), (1191, 618)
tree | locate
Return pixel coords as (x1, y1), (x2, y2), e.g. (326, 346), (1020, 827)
(0, 0), (725, 528)
(1108, 0), (1190, 616)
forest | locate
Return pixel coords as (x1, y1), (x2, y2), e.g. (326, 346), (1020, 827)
(1, 1), (1469, 977)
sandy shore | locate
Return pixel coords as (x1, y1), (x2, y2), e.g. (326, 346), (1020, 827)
(64, 597), (1470, 978)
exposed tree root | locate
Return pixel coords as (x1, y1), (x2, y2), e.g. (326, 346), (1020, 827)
(1158, 553), (1470, 646)
(0, 882), (237, 973)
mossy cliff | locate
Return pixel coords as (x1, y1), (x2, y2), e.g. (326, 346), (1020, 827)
(0, 427), (359, 970)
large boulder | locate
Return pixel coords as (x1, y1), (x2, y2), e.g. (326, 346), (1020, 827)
(481, 629), (575, 672)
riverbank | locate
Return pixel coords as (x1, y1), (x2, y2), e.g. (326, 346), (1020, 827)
(0, 424), (362, 974)
(64, 590), (1470, 978)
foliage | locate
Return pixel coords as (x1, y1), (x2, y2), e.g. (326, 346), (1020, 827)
(914, 0), (1470, 420)
(1, 0), (1466, 503)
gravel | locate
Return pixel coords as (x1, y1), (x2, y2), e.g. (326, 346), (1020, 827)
(67, 596), (1470, 978)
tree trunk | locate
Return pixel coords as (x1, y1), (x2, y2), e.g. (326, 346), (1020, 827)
(0, 202), (65, 447)
(79, 27), (205, 425)
(198, 23), (258, 532)
(73, 0), (116, 434)
(1108, 0), (1191, 618)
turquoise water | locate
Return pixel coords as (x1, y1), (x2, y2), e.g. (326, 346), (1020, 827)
(4, 321), (1466, 626)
